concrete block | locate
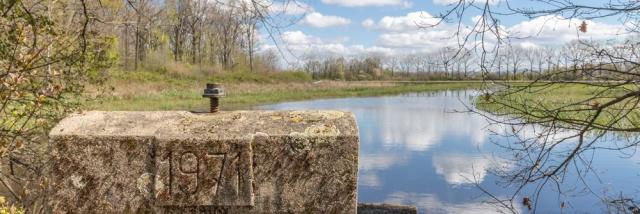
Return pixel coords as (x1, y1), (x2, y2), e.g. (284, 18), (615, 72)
(49, 111), (359, 213)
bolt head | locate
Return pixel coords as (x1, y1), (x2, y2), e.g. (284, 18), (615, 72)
(203, 83), (225, 98)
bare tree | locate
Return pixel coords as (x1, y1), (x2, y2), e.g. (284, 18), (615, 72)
(217, 3), (242, 70)
(125, 0), (162, 69)
(458, 48), (474, 78)
(0, 0), (113, 211)
(385, 56), (400, 78)
(436, 47), (456, 78)
(257, 49), (280, 72)
(240, 2), (259, 72)
(433, 0), (640, 212)
(524, 47), (537, 79)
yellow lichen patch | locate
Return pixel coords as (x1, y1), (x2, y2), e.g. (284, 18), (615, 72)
(305, 124), (340, 136)
(291, 115), (303, 123)
(288, 111), (306, 123)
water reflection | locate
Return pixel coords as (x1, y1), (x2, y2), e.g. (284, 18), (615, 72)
(260, 90), (640, 213)
(384, 192), (521, 214)
(432, 154), (509, 185)
(488, 122), (580, 144)
(359, 153), (409, 188)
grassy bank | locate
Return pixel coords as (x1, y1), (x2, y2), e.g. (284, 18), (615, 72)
(477, 83), (640, 130)
(85, 70), (483, 111)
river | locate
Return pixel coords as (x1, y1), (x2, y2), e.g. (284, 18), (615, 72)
(260, 90), (640, 213)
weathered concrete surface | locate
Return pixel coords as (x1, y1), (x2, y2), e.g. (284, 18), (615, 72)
(49, 111), (359, 213)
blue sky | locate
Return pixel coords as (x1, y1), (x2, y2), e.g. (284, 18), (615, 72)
(259, 0), (629, 64)
(290, 0), (488, 46)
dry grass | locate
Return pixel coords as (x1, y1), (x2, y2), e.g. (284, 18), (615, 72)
(85, 71), (483, 111)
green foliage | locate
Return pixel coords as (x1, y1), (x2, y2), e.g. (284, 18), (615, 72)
(1, 0), (111, 147)
(87, 77), (481, 111)
(110, 66), (312, 84)
(0, 0), (112, 208)
(101, 0), (124, 9)
(103, 36), (120, 65)
(0, 196), (24, 214)
(477, 83), (640, 131)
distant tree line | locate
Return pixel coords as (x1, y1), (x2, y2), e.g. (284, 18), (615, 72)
(301, 39), (640, 81)
(88, 0), (640, 82)
(96, 0), (282, 73)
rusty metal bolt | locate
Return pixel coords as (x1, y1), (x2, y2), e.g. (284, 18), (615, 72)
(202, 83), (225, 113)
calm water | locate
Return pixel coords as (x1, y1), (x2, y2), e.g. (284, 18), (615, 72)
(260, 90), (640, 213)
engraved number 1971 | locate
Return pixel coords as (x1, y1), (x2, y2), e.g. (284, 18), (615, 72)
(161, 150), (241, 197)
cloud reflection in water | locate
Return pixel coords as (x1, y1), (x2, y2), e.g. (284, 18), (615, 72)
(432, 154), (511, 185)
(384, 191), (520, 214)
(258, 91), (640, 213)
(359, 153), (410, 187)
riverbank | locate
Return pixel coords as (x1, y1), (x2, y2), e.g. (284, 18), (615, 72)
(84, 70), (484, 111)
(476, 83), (640, 130)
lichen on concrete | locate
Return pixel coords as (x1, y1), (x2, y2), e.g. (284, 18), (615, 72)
(305, 124), (341, 136)
(49, 110), (359, 213)
(70, 175), (85, 189)
(137, 173), (153, 197)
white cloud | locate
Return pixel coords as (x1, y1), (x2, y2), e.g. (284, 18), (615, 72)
(272, 15), (628, 67)
(277, 31), (396, 58)
(378, 30), (459, 49)
(281, 31), (318, 45)
(488, 122), (579, 144)
(362, 18), (375, 28)
(269, 1), (314, 15)
(519, 41), (539, 49)
(321, 0), (412, 7)
(432, 154), (510, 185)
(506, 15), (625, 46)
(359, 153), (410, 187)
(363, 46), (397, 57)
(301, 12), (351, 28)
(365, 94), (491, 151)
(363, 11), (626, 52)
(359, 172), (383, 187)
(432, 0), (459, 5)
(266, 31), (397, 66)
(471, 15), (483, 23)
(362, 11), (465, 50)
(360, 153), (408, 171)
(433, 0), (501, 6)
(365, 11), (441, 32)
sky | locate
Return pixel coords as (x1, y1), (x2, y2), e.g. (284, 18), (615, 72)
(257, 0), (631, 65)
